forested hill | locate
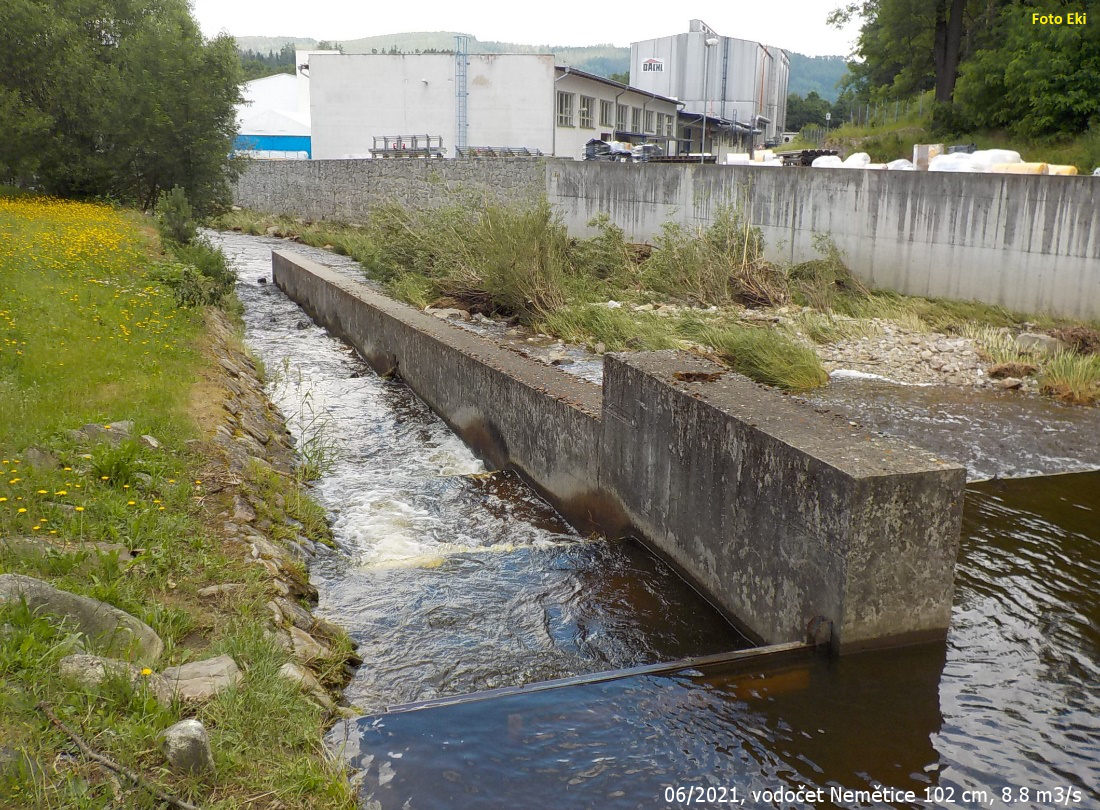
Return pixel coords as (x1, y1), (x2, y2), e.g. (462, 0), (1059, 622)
(786, 53), (848, 101)
(235, 32), (844, 98)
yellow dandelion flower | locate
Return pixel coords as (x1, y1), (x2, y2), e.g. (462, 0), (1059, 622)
(127, 500), (136, 505)
(140, 668), (152, 676)
(37, 489), (47, 494)
(75, 506), (85, 512)
(100, 475), (109, 480)
(63, 467), (72, 471)
(31, 525), (40, 531)
(0, 497), (6, 502)
(17, 507), (26, 513)
(158, 506), (165, 511)
(122, 484), (130, 489)
(55, 490), (67, 495)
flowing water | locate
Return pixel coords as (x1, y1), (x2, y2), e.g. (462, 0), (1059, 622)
(211, 231), (747, 712)
(211, 232), (1098, 809)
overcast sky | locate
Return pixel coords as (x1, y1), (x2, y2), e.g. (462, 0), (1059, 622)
(191, 1), (862, 57)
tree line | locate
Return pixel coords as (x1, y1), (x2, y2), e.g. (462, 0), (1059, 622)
(828, 0), (1099, 137)
(0, 0), (242, 212)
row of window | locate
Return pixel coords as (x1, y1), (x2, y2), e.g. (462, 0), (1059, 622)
(557, 91), (676, 136)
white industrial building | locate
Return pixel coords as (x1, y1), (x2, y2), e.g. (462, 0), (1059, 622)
(308, 53), (681, 161)
(629, 19), (789, 144)
(235, 50), (336, 159)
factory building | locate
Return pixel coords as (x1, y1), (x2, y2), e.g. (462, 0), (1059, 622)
(307, 53), (680, 160)
(629, 19), (789, 144)
(235, 50), (336, 159)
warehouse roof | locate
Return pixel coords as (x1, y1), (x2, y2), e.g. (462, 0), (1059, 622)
(554, 66), (681, 106)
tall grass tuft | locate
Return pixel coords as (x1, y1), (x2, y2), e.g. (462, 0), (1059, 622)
(540, 305), (681, 351)
(361, 200), (570, 320)
(643, 206), (788, 307)
(1040, 352), (1100, 404)
(788, 233), (870, 311)
(691, 323), (829, 390)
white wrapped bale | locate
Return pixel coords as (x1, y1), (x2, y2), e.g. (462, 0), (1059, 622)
(887, 158), (917, 171)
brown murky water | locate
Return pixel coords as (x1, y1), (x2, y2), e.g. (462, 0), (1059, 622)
(330, 473), (1099, 809)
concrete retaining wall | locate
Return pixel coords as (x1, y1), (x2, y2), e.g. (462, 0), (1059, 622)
(273, 249), (966, 652)
(236, 159), (1098, 320)
(547, 162), (1100, 320)
(234, 158), (544, 222)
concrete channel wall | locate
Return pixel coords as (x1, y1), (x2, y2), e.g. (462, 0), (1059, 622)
(547, 162), (1100, 321)
(273, 249), (967, 653)
(236, 159), (1099, 320)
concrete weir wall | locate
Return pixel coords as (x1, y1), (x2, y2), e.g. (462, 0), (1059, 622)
(273, 249), (967, 652)
(547, 162), (1100, 320)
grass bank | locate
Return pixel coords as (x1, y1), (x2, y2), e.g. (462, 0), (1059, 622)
(216, 204), (1099, 403)
(0, 196), (353, 808)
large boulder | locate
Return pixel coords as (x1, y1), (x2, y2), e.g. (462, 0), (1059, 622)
(58, 653), (173, 704)
(0, 574), (162, 664)
(68, 421), (134, 446)
(161, 655), (242, 704)
(162, 719), (214, 775)
(1016, 332), (1066, 357)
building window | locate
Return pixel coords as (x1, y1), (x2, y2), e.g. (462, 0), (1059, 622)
(557, 91), (575, 127)
(631, 107), (641, 133)
(579, 96), (595, 128)
(600, 99), (614, 127)
(616, 104), (628, 131)
(645, 110), (656, 134)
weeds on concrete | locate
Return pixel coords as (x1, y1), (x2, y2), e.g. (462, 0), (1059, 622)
(689, 322), (829, 391)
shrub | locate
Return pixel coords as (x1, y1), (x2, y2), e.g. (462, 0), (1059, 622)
(154, 185), (197, 245)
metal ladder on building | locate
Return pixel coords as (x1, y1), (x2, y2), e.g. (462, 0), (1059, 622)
(454, 35), (469, 154)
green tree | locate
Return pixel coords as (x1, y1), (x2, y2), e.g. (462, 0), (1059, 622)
(786, 91), (832, 129)
(0, 0), (242, 212)
(830, 0), (1004, 103)
(954, 2), (1100, 136)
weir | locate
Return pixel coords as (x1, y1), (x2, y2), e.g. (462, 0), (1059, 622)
(272, 249), (966, 652)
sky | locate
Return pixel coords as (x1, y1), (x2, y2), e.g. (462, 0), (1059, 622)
(191, 1), (862, 57)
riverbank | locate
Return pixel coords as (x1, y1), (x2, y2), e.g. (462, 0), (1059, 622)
(217, 206), (1100, 405)
(0, 197), (355, 808)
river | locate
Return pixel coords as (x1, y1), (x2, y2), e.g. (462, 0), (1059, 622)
(211, 231), (1098, 810)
